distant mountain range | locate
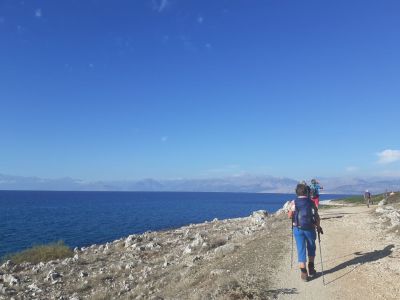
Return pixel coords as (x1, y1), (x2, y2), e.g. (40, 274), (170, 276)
(1, 173), (399, 194)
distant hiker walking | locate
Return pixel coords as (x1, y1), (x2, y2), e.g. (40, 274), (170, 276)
(364, 190), (372, 207)
(288, 183), (323, 282)
(310, 179), (323, 208)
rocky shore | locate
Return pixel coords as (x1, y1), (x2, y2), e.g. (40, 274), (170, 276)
(0, 208), (289, 300)
(3, 196), (399, 300)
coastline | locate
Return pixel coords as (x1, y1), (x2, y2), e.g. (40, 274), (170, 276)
(0, 209), (289, 299)
(2, 197), (399, 299)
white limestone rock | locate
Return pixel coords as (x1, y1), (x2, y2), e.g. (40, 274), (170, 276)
(275, 201), (292, 215)
(250, 210), (269, 224)
(79, 271), (88, 278)
(3, 274), (19, 286)
(214, 243), (236, 258)
(27, 283), (42, 293)
(0, 261), (14, 272)
(125, 263), (136, 270)
(183, 245), (192, 255)
(378, 199), (388, 206)
(190, 233), (204, 249)
(46, 270), (62, 283)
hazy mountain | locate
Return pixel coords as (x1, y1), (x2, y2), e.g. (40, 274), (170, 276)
(321, 177), (400, 194)
(0, 173), (398, 194)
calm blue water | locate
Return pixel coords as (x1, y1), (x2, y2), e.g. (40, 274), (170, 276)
(0, 191), (347, 258)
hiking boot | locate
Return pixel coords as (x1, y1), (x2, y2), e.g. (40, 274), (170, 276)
(308, 262), (316, 277)
(300, 268), (308, 282)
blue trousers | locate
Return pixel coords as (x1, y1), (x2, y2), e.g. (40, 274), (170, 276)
(293, 227), (316, 263)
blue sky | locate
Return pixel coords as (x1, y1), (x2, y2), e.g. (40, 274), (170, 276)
(1, 0), (399, 181)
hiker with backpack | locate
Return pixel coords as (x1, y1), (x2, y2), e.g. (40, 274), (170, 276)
(288, 182), (323, 282)
(310, 179), (323, 208)
(364, 190), (372, 207)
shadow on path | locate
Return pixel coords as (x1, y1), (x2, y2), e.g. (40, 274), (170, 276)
(321, 216), (343, 220)
(314, 252), (355, 266)
(324, 244), (394, 285)
(319, 212), (366, 216)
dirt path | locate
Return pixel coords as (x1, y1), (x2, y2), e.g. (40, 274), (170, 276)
(270, 205), (400, 300)
(162, 205), (400, 299)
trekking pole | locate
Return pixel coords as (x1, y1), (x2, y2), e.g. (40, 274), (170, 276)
(318, 231), (325, 285)
(290, 222), (294, 269)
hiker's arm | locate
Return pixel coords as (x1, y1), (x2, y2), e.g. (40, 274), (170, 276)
(287, 201), (294, 219)
(313, 203), (321, 227)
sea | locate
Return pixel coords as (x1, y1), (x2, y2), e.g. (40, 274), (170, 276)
(0, 191), (348, 258)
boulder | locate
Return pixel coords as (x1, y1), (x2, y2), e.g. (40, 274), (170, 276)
(214, 243), (236, 258)
(79, 271), (88, 278)
(3, 274), (19, 286)
(145, 242), (161, 250)
(183, 246), (192, 255)
(163, 257), (170, 267)
(0, 261), (14, 272)
(27, 283), (42, 293)
(250, 210), (269, 224)
(190, 233), (204, 249)
(46, 271), (62, 283)
(125, 263), (136, 270)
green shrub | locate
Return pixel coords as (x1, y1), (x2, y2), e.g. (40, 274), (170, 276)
(5, 240), (73, 264)
(338, 195), (364, 203)
(339, 193), (387, 205)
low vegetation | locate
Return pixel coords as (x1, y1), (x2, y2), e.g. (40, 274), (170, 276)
(4, 240), (73, 264)
(336, 192), (399, 206)
(338, 194), (383, 205)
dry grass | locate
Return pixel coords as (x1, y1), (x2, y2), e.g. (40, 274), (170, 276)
(388, 192), (400, 204)
(91, 291), (114, 300)
(6, 240), (73, 264)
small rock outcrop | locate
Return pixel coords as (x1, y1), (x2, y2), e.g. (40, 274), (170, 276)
(376, 205), (400, 227)
(250, 210), (269, 225)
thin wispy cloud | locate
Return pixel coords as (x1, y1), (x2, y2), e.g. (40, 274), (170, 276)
(377, 149), (400, 164)
(197, 16), (204, 24)
(153, 0), (169, 13)
(179, 35), (197, 52)
(346, 166), (358, 172)
(35, 8), (42, 18)
(161, 136), (168, 142)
